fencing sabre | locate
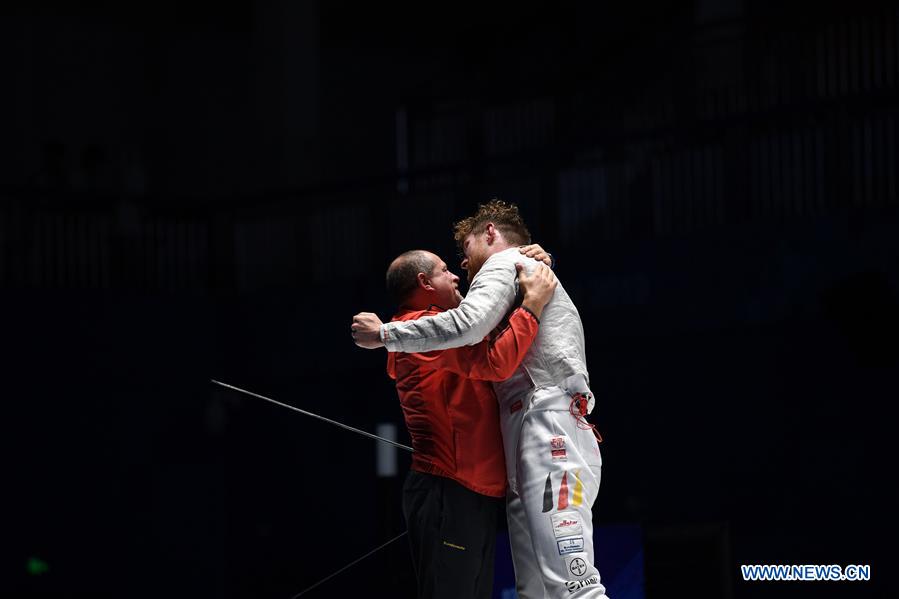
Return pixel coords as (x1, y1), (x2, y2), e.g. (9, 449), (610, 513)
(210, 379), (412, 597)
(210, 379), (413, 452)
(290, 530), (408, 598)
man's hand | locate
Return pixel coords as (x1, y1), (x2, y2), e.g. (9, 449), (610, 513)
(351, 312), (385, 349)
(516, 263), (557, 320)
(518, 244), (553, 267)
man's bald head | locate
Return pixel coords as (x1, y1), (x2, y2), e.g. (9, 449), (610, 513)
(386, 250), (437, 305)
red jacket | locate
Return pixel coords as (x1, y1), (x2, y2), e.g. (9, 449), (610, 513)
(387, 306), (539, 497)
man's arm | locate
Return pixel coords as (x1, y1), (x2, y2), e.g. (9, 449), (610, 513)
(387, 251), (560, 354)
(384, 255), (517, 352)
(351, 255), (517, 351)
(413, 264), (556, 380)
(351, 245), (554, 351)
(411, 308), (537, 380)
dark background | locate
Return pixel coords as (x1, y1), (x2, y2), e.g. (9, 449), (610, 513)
(2, 1), (895, 597)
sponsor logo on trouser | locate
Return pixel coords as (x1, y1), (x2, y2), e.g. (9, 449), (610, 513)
(552, 511), (583, 538)
(568, 556), (588, 577)
(566, 575), (599, 593)
(557, 536), (585, 555)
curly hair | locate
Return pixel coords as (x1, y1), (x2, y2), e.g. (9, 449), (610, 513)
(452, 199), (531, 248)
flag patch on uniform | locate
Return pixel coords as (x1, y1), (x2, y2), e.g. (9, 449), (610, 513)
(558, 471), (569, 509)
(572, 469), (584, 507)
(542, 472), (554, 513)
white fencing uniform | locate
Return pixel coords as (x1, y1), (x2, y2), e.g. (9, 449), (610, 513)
(381, 248), (609, 599)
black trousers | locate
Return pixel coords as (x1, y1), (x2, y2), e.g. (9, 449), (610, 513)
(402, 470), (501, 599)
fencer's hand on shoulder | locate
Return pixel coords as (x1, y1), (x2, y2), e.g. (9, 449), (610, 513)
(351, 312), (385, 349)
(518, 243), (553, 267)
(516, 263), (557, 320)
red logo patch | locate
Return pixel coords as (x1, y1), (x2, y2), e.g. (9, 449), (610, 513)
(510, 400), (523, 414)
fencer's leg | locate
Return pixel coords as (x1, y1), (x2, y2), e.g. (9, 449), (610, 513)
(517, 409), (609, 598)
(506, 488), (547, 599)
